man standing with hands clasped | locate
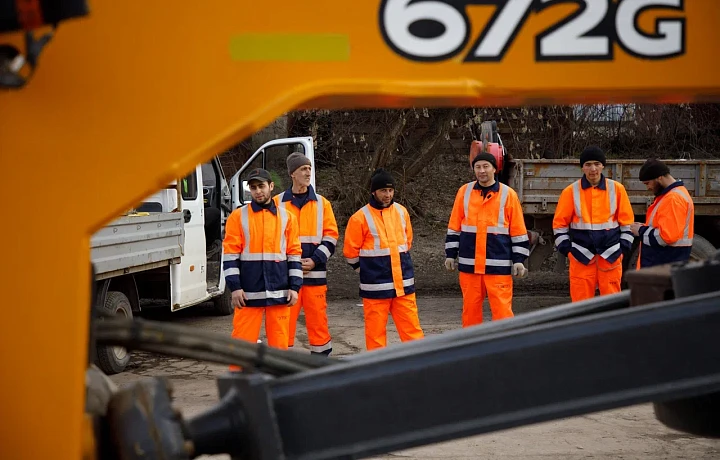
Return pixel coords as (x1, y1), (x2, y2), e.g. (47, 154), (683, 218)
(343, 168), (425, 351)
(552, 146), (634, 302)
(630, 158), (695, 268)
(444, 151), (530, 327)
(222, 168), (302, 368)
(274, 153), (339, 356)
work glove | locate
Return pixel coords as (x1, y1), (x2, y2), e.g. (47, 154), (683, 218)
(444, 258), (457, 271)
(512, 262), (527, 278)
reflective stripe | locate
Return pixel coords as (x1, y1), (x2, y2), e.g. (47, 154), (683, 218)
(487, 226), (509, 235)
(620, 225), (631, 232)
(458, 257), (475, 265)
(512, 247), (530, 256)
(361, 206), (382, 251)
(572, 179), (619, 230)
(600, 243), (620, 259)
(486, 259), (512, 267)
(223, 253), (240, 262)
(496, 184), (509, 227)
(288, 255), (301, 262)
(555, 234), (570, 245)
(241, 206), (251, 253)
(240, 253), (286, 261)
(572, 181), (583, 223)
(445, 242), (460, 249)
(318, 245), (332, 258)
(621, 233), (635, 243)
(647, 187), (694, 247)
(310, 341), (333, 353)
(223, 268), (240, 276)
(511, 234), (529, 243)
(288, 269), (304, 278)
(359, 280), (413, 292)
(360, 248), (391, 257)
(300, 236), (322, 244)
(554, 227), (569, 235)
(304, 271), (327, 279)
(463, 181), (474, 218)
(322, 236), (338, 245)
(394, 202), (408, 246)
(397, 244), (408, 252)
(572, 242), (595, 260)
(278, 206), (289, 255)
(346, 257), (359, 264)
(447, 229), (461, 236)
(245, 290), (288, 300)
(461, 225), (477, 233)
(571, 221), (619, 231)
(316, 194), (325, 242)
(607, 179), (617, 216)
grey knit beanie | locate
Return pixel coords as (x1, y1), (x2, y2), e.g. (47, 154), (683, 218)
(287, 153), (312, 175)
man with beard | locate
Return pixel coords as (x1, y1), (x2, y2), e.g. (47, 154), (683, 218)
(552, 146), (634, 302)
(444, 151), (529, 327)
(222, 168), (302, 369)
(343, 168), (424, 350)
(630, 158), (695, 268)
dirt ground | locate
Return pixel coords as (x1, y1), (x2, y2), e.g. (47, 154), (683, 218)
(111, 268), (720, 459)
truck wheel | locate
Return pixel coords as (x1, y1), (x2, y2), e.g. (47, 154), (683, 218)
(212, 287), (234, 316)
(96, 291), (133, 375)
(690, 234), (717, 261)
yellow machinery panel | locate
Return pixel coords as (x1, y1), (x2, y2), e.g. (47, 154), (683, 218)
(0, 1), (718, 458)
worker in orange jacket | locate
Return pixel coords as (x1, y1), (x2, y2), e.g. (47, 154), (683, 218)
(222, 168), (302, 368)
(274, 153), (339, 356)
(552, 147), (634, 302)
(630, 159), (695, 268)
(444, 152), (529, 327)
(343, 168), (424, 351)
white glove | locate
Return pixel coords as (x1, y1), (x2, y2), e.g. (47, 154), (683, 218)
(444, 258), (457, 271)
(512, 262), (527, 278)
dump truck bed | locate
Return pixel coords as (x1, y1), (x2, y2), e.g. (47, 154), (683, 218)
(90, 212), (184, 280)
(508, 159), (720, 216)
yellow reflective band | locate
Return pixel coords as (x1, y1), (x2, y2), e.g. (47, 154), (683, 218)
(230, 34), (350, 62)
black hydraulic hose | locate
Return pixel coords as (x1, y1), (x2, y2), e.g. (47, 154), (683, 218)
(94, 318), (334, 376)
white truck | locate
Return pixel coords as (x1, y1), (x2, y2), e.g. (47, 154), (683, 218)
(91, 136), (315, 374)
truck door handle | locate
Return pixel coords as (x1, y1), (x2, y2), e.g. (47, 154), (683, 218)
(183, 209), (192, 223)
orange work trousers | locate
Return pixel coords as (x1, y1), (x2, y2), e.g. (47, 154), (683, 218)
(569, 253), (623, 302)
(229, 305), (290, 371)
(459, 272), (514, 327)
(288, 285), (332, 355)
(362, 293), (424, 351)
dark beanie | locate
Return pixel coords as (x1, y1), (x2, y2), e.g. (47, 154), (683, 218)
(370, 168), (395, 192)
(580, 146), (606, 167)
(287, 152), (312, 175)
(639, 158), (670, 181)
(472, 152), (497, 170)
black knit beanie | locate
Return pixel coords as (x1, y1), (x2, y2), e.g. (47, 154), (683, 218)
(472, 152), (497, 170)
(639, 159), (670, 181)
(579, 146), (606, 167)
(370, 168), (395, 192)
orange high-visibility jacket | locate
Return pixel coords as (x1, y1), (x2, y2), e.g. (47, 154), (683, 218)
(553, 175), (634, 265)
(274, 186), (339, 286)
(445, 181), (529, 275)
(222, 200), (302, 306)
(638, 181), (694, 268)
(343, 199), (414, 299)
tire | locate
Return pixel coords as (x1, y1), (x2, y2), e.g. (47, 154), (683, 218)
(95, 291), (133, 375)
(690, 234), (717, 261)
(212, 286), (234, 316)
